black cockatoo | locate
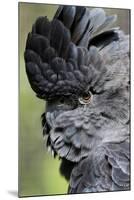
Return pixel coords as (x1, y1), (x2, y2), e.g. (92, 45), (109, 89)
(24, 5), (130, 193)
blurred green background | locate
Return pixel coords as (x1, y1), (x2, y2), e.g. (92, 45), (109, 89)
(19, 2), (130, 197)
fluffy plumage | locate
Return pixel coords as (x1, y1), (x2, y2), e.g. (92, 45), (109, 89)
(24, 5), (130, 193)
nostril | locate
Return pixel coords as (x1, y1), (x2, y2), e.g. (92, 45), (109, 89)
(55, 127), (64, 132)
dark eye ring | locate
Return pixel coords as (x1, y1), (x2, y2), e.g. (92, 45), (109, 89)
(79, 91), (92, 105)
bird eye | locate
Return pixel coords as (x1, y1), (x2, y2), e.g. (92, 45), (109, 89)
(79, 91), (92, 105)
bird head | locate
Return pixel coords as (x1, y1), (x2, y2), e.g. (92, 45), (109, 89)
(24, 6), (129, 162)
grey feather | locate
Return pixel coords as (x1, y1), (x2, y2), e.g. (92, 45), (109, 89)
(24, 5), (130, 194)
(69, 142), (130, 193)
